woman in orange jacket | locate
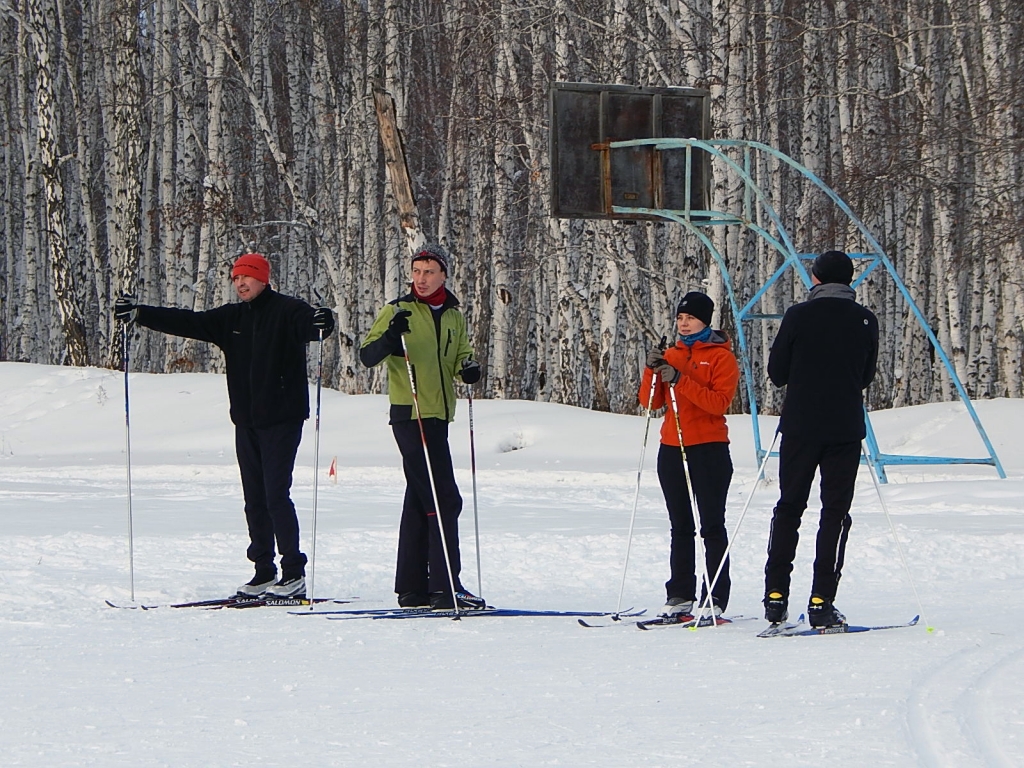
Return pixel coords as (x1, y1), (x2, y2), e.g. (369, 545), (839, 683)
(639, 291), (740, 620)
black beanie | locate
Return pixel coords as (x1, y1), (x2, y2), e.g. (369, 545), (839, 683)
(811, 250), (854, 285)
(676, 292), (714, 327)
(412, 243), (450, 274)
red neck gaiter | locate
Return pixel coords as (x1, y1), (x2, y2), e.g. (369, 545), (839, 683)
(413, 284), (447, 307)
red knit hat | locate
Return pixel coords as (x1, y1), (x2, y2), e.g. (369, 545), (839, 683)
(232, 253), (271, 284)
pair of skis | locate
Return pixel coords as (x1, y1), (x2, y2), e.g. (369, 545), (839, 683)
(580, 611), (920, 637)
(293, 606), (648, 621)
(105, 596), (353, 610)
(578, 613), (752, 630)
(756, 614), (920, 638)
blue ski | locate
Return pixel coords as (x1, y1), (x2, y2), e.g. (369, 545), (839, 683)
(311, 607), (645, 621)
(759, 614), (920, 637)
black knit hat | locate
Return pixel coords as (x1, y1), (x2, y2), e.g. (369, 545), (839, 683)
(412, 243), (450, 274)
(676, 291), (714, 327)
(811, 250), (854, 285)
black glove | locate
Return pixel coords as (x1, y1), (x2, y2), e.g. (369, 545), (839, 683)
(645, 349), (664, 369)
(114, 295), (137, 323)
(384, 308), (412, 342)
(312, 306), (334, 335)
(653, 359), (680, 385)
(459, 359), (481, 385)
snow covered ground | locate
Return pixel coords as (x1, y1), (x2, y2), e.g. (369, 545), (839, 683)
(1, 361), (1022, 767)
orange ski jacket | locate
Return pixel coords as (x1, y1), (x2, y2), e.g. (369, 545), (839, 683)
(638, 331), (740, 447)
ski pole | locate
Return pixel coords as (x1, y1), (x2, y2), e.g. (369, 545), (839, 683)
(666, 384), (715, 626)
(861, 441), (932, 632)
(306, 329), (324, 609)
(614, 336), (667, 616)
(692, 427), (781, 626)
(466, 386), (483, 599)
(400, 330), (461, 618)
(122, 322), (136, 602)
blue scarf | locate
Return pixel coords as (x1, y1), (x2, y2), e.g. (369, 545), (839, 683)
(679, 326), (712, 347)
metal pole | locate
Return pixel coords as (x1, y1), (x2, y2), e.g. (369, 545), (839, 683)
(861, 442), (932, 631)
(306, 330), (324, 608)
(614, 368), (660, 617)
(122, 323), (136, 602)
(666, 385), (714, 624)
(466, 388), (483, 599)
(693, 428), (781, 626)
(400, 332), (461, 618)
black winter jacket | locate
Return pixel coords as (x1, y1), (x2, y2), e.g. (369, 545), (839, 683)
(134, 288), (324, 428)
(768, 283), (879, 444)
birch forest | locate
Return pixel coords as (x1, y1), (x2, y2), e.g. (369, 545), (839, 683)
(1, 0), (1021, 417)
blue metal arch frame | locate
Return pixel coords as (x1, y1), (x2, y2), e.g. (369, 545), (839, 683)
(606, 137), (1004, 482)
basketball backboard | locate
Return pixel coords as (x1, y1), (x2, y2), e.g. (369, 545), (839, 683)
(549, 82), (710, 220)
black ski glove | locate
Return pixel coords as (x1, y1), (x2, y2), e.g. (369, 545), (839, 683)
(312, 306), (335, 335)
(459, 359), (482, 385)
(653, 359), (680, 385)
(384, 308), (412, 344)
(645, 349), (664, 369)
(114, 295), (137, 323)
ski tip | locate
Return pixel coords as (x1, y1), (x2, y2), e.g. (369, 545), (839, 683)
(105, 599), (141, 609)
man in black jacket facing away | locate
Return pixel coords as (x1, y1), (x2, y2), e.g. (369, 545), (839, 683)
(115, 253), (334, 599)
(762, 250), (879, 628)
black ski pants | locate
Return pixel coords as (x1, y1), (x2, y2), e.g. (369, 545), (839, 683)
(764, 436), (859, 602)
(657, 441), (733, 610)
(235, 420), (308, 579)
(392, 418), (464, 596)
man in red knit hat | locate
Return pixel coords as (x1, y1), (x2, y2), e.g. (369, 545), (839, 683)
(115, 253), (335, 600)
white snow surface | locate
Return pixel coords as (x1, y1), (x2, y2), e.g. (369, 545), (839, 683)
(2, 361), (1023, 767)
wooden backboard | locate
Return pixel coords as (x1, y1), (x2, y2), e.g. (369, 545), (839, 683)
(549, 82), (710, 220)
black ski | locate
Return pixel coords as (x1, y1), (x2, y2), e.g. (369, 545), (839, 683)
(106, 596), (352, 610)
(228, 597), (350, 609)
(576, 614), (636, 628)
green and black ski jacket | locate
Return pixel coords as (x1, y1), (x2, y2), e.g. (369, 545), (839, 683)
(359, 291), (473, 424)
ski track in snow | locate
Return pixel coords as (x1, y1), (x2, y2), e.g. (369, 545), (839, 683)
(3, 363), (1024, 766)
(907, 640), (1024, 767)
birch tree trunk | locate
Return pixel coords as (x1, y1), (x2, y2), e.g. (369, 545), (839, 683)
(25, 0), (88, 365)
(12, 10), (44, 362)
(95, 0), (144, 367)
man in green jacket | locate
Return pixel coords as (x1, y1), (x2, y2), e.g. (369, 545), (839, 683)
(360, 244), (484, 610)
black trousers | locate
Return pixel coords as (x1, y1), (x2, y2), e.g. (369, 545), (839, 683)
(657, 441), (733, 610)
(392, 418), (464, 596)
(764, 436), (859, 601)
(235, 421), (308, 578)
